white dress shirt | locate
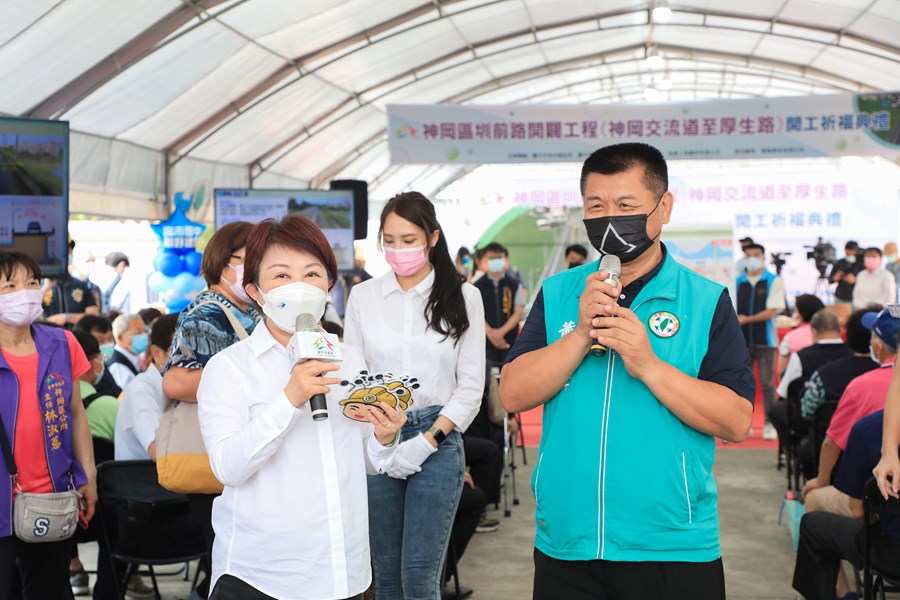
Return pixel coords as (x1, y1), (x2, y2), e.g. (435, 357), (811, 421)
(114, 364), (166, 461)
(108, 345), (140, 390)
(776, 338), (845, 398)
(343, 269), (486, 431)
(198, 321), (386, 599)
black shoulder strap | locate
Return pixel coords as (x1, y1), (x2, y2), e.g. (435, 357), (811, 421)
(82, 392), (103, 408)
(0, 415), (17, 477)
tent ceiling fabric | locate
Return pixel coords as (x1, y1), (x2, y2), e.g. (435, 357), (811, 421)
(2, 0), (899, 201)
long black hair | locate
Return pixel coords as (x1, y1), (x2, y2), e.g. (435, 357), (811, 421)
(380, 192), (470, 342)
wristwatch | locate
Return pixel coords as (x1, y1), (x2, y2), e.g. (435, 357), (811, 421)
(428, 425), (447, 445)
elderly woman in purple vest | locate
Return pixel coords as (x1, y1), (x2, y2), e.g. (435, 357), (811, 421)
(0, 252), (97, 598)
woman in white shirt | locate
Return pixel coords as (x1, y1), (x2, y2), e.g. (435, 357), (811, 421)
(198, 215), (406, 600)
(344, 192), (486, 599)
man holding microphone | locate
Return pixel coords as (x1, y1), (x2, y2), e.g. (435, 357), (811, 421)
(501, 143), (755, 599)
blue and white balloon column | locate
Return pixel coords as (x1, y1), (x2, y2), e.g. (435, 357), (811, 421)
(149, 193), (207, 313)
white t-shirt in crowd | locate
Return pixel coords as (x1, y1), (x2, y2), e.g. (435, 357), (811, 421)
(114, 364), (166, 461)
(343, 269), (486, 432)
(853, 268), (897, 309)
(108, 345), (141, 390)
(198, 322), (389, 599)
(746, 272), (787, 312)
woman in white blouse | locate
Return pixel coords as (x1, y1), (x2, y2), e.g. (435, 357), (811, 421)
(344, 192), (486, 599)
(198, 215), (406, 600)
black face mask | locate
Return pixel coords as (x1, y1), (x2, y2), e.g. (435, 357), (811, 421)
(583, 196), (662, 263)
(567, 261), (584, 269)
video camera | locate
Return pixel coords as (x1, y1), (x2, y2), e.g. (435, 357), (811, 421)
(805, 237), (836, 277)
(771, 252), (790, 276)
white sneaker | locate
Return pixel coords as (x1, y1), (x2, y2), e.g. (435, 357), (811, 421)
(763, 422), (777, 440)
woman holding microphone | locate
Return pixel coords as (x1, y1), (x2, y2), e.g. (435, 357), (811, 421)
(344, 192), (486, 599)
(198, 215), (406, 600)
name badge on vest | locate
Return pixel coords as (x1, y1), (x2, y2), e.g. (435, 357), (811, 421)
(648, 311), (680, 338)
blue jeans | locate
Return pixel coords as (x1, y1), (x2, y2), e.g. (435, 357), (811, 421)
(368, 405), (465, 600)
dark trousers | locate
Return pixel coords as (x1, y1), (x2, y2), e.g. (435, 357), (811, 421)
(793, 511), (900, 600)
(533, 548), (726, 600)
(450, 484), (487, 571)
(767, 399), (791, 453)
(464, 436), (502, 506)
(209, 574), (364, 600)
(0, 535), (75, 600)
(749, 345), (777, 415)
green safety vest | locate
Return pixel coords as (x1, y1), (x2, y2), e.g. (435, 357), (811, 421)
(536, 252), (724, 562)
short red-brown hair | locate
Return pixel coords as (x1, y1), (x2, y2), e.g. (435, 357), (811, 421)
(243, 215), (338, 291)
(202, 221), (252, 286)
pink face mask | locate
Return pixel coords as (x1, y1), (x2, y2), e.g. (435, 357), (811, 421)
(864, 257), (881, 271)
(384, 245), (428, 277)
(0, 289), (45, 327)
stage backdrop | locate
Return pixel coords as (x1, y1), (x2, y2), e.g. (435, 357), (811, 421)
(388, 92), (900, 164)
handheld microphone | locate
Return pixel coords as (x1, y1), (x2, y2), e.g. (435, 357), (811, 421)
(287, 313), (343, 421)
(591, 254), (622, 357)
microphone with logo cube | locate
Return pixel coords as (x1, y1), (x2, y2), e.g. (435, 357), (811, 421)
(287, 313), (343, 421)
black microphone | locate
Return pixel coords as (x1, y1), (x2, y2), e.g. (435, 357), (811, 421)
(288, 313), (342, 421)
(591, 254), (621, 357)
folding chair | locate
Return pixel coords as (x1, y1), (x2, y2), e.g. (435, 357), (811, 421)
(501, 414), (520, 517)
(811, 401), (839, 476)
(859, 478), (900, 600)
(785, 377), (808, 492)
(96, 460), (209, 600)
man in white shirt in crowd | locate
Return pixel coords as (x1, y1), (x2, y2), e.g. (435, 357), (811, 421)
(108, 313), (147, 390)
(115, 314), (178, 461)
(736, 243), (786, 440)
(854, 247), (897, 309)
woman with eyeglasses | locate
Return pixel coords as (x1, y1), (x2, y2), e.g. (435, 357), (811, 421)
(161, 220), (260, 599)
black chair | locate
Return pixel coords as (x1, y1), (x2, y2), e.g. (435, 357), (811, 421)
(96, 460), (209, 600)
(860, 478), (900, 599)
(811, 401), (839, 474)
(93, 436), (115, 466)
(785, 377), (809, 492)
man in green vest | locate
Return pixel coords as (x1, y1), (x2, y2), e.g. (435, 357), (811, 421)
(500, 142), (755, 599)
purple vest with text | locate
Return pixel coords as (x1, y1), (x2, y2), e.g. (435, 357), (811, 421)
(0, 325), (88, 537)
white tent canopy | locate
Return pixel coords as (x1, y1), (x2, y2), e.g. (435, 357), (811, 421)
(2, 0), (898, 210)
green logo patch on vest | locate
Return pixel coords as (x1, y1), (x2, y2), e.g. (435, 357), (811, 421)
(648, 311), (680, 338)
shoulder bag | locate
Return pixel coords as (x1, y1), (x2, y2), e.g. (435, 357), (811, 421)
(155, 299), (248, 494)
(0, 417), (82, 543)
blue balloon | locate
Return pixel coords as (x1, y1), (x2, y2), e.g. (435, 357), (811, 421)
(148, 271), (171, 293)
(183, 250), (203, 276)
(193, 274), (207, 292)
(156, 251), (184, 277)
(165, 298), (191, 313)
(173, 272), (196, 294)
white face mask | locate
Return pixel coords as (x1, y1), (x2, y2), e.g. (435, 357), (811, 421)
(870, 346), (879, 364)
(0, 289), (44, 327)
(256, 281), (327, 333)
(224, 264), (250, 304)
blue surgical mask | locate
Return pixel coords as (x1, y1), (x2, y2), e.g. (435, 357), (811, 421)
(130, 333), (149, 354)
(744, 256), (763, 272)
(93, 361), (105, 386)
(99, 342), (114, 363)
(487, 258), (505, 273)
